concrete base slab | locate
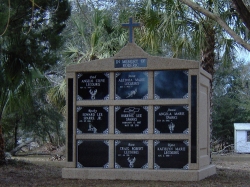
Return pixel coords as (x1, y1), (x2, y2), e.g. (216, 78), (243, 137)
(62, 165), (216, 181)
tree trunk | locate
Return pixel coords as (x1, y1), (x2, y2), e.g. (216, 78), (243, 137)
(201, 19), (215, 75)
(200, 0), (216, 155)
(15, 153), (51, 156)
(0, 121), (5, 164)
(14, 123), (18, 148)
(9, 138), (33, 156)
(179, 0), (250, 51)
(232, 0), (250, 32)
(46, 130), (54, 144)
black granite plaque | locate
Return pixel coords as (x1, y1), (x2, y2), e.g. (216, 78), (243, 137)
(154, 140), (188, 169)
(115, 140), (148, 169)
(77, 106), (109, 134)
(154, 105), (188, 134)
(67, 78), (73, 162)
(154, 70), (188, 99)
(115, 71), (148, 100)
(77, 72), (109, 100)
(77, 140), (109, 168)
(115, 58), (147, 68)
(115, 106), (148, 134)
(191, 75), (197, 163)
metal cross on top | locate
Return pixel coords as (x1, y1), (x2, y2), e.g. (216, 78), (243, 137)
(122, 17), (141, 43)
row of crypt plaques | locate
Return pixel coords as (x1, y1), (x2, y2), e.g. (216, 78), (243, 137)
(77, 140), (189, 169)
(77, 105), (189, 134)
(77, 70), (188, 100)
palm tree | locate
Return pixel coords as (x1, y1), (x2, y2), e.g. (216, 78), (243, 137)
(136, 0), (246, 75)
(0, 58), (34, 163)
(0, 0), (70, 163)
(46, 3), (131, 112)
(179, 0), (250, 51)
(127, 0), (250, 149)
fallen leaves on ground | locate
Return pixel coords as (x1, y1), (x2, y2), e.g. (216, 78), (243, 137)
(0, 156), (250, 187)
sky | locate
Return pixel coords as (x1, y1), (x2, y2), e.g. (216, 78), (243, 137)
(236, 49), (250, 63)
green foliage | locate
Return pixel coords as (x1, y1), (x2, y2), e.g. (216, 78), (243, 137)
(63, 4), (129, 63)
(212, 62), (250, 144)
(134, 0), (250, 144)
(2, 77), (65, 150)
(1, 0), (249, 155)
(22, 86), (64, 145)
(135, 0), (207, 59)
(0, 0), (71, 155)
(135, 0), (249, 66)
(48, 1), (146, 115)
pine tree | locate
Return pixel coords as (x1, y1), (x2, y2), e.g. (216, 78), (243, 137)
(0, 0), (70, 164)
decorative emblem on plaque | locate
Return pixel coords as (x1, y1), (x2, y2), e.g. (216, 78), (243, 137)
(89, 89), (97, 100)
(115, 163), (122, 169)
(103, 129), (109, 134)
(115, 140), (121, 146)
(126, 88), (137, 98)
(77, 73), (83, 78)
(183, 128), (189, 134)
(124, 107), (140, 114)
(154, 128), (161, 134)
(168, 122), (175, 133)
(127, 157), (136, 168)
(87, 123), (97, 133)
(141, 163), (148, 169)
(77, 140), (83, 146)
(104, 163), (109, 169)
(183, 140), (189, 146)
(115, 140), (148, 169)
(183, 164), (189, 170)
(183, 70), (188, 76)
(77, 107), (82, 112)
(103, 140), (109, 146)
(77, 162), (83, 168)
(76, 128), (82, 134)
(154, 163), (160, 170)
(183, 93), (188, 99)
(183, 105), (189, 111)
(77, 95), (83, 101)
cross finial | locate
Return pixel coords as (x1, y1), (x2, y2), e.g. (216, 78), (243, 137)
(122, 17), (141, 43)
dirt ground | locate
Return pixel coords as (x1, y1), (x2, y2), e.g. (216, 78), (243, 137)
(0, 154), (250, 187)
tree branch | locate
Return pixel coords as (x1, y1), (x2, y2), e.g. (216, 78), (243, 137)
(232, 0), (250, 31)
(179, 0), (250, 51)
(9, 138), (34, 156)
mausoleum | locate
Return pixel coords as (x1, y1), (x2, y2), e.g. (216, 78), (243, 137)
(62, 18), (216, 181)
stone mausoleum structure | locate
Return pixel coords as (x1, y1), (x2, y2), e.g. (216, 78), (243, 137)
(62, 18), (216, 181)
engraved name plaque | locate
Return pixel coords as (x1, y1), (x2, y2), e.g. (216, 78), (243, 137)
(154, 105), (188, 134)
(115, 71), (148, 100)
(115, 140), (148, 169)
(77, 106), (109, 134)
(77, 72), (109, 100)
(115, 106), (148, 134)
(115, 58), (147, 68)
(154, 140), (189, 169)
